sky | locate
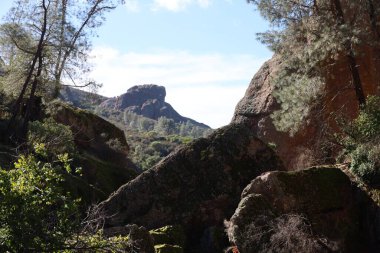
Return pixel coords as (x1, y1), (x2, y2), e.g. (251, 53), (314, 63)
(0, 0), (273, 128)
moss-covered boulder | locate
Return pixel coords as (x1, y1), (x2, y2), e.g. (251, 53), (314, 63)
(227, 167), (364, 253)
(150, 225), (185, 247)
(154, 244), (183, 253)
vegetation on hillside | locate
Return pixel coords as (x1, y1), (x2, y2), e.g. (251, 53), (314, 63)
(60, 86), (212, 171)
(95, 105), (212, 171)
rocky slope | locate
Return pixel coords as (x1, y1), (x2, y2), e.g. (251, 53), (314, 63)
(95, 124), (284, 252)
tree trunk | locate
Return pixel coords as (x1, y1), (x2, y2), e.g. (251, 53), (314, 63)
(7, 0), (49, 140)
(53, 0), (67, 98)
(332, 0), (366, 106)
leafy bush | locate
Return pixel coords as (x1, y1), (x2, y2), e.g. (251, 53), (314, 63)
(339, 96), (380, 185)
(0, 154), (80, 252)
(350, 144), (380, 185)
(343, 96), (380, 143)
(28, 118), (75, 157)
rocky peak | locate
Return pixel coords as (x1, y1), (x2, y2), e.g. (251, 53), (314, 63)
(100, 84), (209, 128)
(117, 84), (166, 109)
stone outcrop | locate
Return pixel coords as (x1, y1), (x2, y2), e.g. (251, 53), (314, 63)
(226, 167), (375, 253)
(99, 84), (209, 128)
(95, 124), (284, 252)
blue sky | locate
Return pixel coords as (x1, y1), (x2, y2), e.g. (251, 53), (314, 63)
(0, 0), (272, 128)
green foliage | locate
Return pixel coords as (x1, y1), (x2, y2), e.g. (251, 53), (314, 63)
(339, 96), (380, 185)
(63, 231), (133, 253)
(0, 154), (80, 252)
(94, 108), (211, 170)
(271, 72), (324, 136)
(98, 109), (211, 139)
(0, 0), (121, 100)
(349, 96), (380, 142)
(350, 144), (380, 185)
(28, 118), (76, 158)
(127, 129), (196, 170)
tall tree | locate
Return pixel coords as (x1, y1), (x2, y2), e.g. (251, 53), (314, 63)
(247, 0), (380, 135)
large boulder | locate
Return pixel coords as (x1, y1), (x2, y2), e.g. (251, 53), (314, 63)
(95, 123), (284, 252)
(226, 167), (369, 253)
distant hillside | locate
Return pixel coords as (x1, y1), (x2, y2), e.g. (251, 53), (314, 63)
(59, 86), (107, 110)
(60, 85), (212, 170)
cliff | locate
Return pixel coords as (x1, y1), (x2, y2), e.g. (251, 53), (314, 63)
(233, 44), (380, 169)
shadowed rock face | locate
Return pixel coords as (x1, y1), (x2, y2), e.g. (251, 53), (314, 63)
(96, 124), (284, 251)
(99, 84), (209, 128)
(227, 167), (366, 253)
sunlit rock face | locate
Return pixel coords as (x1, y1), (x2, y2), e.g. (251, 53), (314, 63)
(232, 41), (380, 170)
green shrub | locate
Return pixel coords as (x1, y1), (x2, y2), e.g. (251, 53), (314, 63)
(0, 154), (80, 252)
(350, 144), (380, 185)
(28, 118), (75, 157)
(339, 96), (380, 186)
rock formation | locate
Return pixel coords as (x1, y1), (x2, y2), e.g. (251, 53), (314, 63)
(226, 167), (374, 253)
(99, 84), (209, 128)
(95, 124), (284, 252)
(48, 101), (138, 201)
(233, 44), (380, 169)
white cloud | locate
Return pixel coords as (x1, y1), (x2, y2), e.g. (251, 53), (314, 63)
(151, 0), (211, 12)
(124, 0), (140, 12)
(89, 46), (268, 128)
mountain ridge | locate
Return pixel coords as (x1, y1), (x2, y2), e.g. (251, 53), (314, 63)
(60, 84), (210, 129)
